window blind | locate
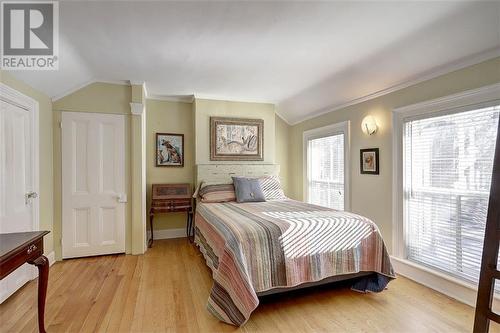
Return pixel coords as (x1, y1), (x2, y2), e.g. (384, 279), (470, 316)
(403, 104), (500, 285)
(308, 133), (344, 210)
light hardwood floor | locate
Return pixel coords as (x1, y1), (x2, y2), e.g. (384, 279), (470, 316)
(0, 238), (497, 332)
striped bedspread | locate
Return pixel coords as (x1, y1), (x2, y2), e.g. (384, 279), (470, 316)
(194, 199), (395, 326)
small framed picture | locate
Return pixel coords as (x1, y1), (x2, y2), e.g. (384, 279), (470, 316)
(360, 148), (379, 175)
(156, 133), (184, 167)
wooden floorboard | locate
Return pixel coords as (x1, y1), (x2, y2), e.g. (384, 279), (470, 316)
(0, 238), (497, 332)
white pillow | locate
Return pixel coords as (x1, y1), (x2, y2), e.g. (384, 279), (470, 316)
(259, 175), (286, 200)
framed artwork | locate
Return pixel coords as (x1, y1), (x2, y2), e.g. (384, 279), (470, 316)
(156, 133), (184, 167)
(360, 148), (379, 175)
(210, 117), (264, 161)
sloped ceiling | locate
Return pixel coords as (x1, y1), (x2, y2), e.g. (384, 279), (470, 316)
(7, 1), (500, 124)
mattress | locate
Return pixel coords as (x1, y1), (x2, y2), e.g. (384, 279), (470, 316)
(194, 199), (395, 326)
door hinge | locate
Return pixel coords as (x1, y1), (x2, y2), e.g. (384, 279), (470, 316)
(59, 121), (62, 129)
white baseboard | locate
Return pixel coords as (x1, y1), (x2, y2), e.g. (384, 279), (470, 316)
(391, 256), (500, 310)
(46, 251), (56, 266)
(147, 228), (187, 240)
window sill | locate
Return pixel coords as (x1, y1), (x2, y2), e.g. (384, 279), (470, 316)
(390, 256), (500, 309)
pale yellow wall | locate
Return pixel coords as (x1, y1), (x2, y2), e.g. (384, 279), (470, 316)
(288, 56), (500, 253)
(0, 71), (54, 255)
(53, 82), (131, 114)
(146, 99), (194, 230)
(274, 114), (290, 195)
(52, 82), (132, 259)
(194, 99), (276, 164)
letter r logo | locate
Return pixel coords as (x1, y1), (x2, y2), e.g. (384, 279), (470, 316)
(2, 3), (54, 55)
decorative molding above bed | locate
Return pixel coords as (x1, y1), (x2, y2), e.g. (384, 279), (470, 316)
(195, 164), (280, 186)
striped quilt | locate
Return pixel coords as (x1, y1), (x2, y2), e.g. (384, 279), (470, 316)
(194, 199), (395, 326)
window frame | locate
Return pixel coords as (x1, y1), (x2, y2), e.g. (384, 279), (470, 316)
(392, 83), (500, 263)
(303, 121), (351, 211)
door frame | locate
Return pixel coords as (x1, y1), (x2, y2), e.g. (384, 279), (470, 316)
(302, 120), (351, 211)
(0, 82), (40, 231)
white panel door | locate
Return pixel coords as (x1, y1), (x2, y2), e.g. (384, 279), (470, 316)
(0, 100), (38, 303)
(62, 112), (126, 258)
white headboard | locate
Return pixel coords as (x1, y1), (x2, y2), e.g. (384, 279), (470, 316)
(195, 164), (280, 186)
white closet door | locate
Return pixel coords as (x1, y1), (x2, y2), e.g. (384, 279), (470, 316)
(62, 112), (126, 259)
(0, 100), (37, 303)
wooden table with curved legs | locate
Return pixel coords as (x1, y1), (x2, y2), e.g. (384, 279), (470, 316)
(0, 231), (50, 333)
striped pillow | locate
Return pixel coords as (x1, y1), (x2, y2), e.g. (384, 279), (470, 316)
(259, 175), (286, 200)
(199, 184), (236, 203)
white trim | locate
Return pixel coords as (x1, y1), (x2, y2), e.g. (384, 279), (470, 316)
(274, 108), (291, 125)
(287, 47), (500, 125)
(129, 81), (149, 100)
(391, 83), (500, 302)
(302, 121), (351, 211)
(392, 257), (500, 309)
(0, 83), (40, 232)
(46, 251), (56, 266)
(392, 82), (500, 257)
(393, 82), (500, 116)
(130, 102), (144, 115)
(193, 93), (274, 106)
(128, 80), (145, 86)
(147, 94), (194, 103)
(51, 79), (130, 102)
(147, 228), (187, 241)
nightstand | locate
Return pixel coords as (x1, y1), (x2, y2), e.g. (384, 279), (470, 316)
(149, 183), (193, 247)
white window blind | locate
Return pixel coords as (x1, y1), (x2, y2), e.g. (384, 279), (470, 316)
(308, 133), (345, 210)
(403, 104), (500, 285)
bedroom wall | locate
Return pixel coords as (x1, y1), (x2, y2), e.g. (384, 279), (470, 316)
(193, 98), (276, 165)
(0, 71), (54, 257)
(287, 56), (500, 254)
(146, 99), (194, 231)
(52, 82), (133, 259)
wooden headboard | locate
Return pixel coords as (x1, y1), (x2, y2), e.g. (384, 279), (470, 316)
(195, 164), (280, 186)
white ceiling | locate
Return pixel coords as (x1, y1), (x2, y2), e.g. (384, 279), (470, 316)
(8, 1), (500, 124)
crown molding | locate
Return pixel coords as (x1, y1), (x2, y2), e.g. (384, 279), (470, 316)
(51, 79), (95, 102)
(393, 82), (500, 115)
(130, 102), (144, 115)
(147, 94), (194, 103)
(193, 93), (275, 106)
(128, 80), (145, 86)
(51, 79), (130, 102)
(284, 47), (500, 125)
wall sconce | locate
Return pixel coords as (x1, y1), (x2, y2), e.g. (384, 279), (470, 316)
(361, 115), (378, 135)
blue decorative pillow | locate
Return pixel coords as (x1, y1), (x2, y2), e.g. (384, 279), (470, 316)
(232, 177), (266, 203)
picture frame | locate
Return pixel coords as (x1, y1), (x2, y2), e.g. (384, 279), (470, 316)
(156, 133), (184, 167)
(210, 117), (264, 161)
(360, 148), (379, 175)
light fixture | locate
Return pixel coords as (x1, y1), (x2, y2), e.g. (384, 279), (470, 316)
(361, 115), (378, 135)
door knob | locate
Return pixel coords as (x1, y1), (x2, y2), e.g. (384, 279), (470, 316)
(25, 191), (38, 205)
(115, 193), (127, 203)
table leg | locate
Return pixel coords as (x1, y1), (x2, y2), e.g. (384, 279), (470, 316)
(188, 212), (194, 242)
(148, 211), (154, 248)
(28, 255), (49, 333)
(185, 212), (189, 238)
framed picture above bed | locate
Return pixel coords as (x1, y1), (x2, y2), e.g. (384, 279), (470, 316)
(210, 117), (264, 161)
(360, 148), (379, 175)
(156, 133), (184, 167)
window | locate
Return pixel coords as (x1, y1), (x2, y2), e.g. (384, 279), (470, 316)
(403, 104), (499, 284)
(304, 122), (349, 211)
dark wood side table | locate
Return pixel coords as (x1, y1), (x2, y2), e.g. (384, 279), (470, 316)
(0, 231), (50, 333)
(149, 183), (193, 247)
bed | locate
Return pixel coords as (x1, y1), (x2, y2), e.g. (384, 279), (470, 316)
(194, 164), (395, 326)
